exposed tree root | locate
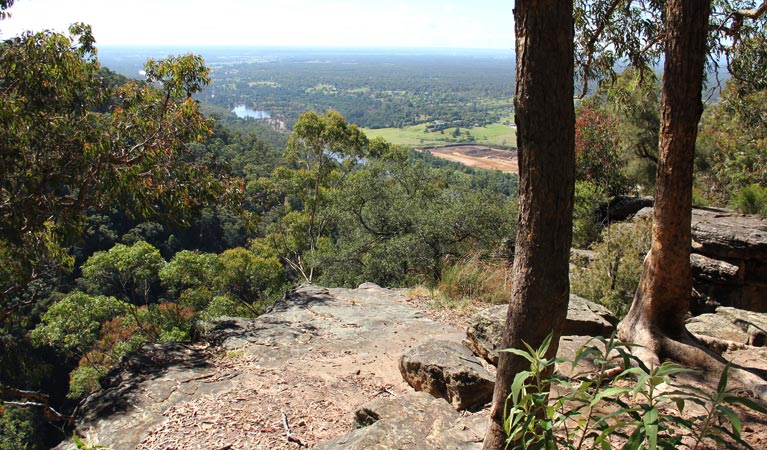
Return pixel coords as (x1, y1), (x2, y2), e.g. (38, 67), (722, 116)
(619, 323), (767, 402)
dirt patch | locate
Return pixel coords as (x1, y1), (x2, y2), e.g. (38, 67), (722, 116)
(425, 145), (518, 174)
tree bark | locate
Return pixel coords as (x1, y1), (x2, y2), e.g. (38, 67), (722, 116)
(617, 0), (711, 362)
(482, 1), (575, 448)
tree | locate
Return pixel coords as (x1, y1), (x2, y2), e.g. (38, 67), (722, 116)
(268, 110), (376, 281)
(0, 25), (233, 321)
(483, 0), (576, 448)
(487, 1), (767, 447)
(697, 77), (767, 205)
(591, 69), (661, 192)
(575, 104), (628, 196)
(320, 147), (516, 287)
(79, 241), (166, 305)
(616, 1), (767, 381)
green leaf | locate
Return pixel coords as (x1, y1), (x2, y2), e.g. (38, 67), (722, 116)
(622, 426), (645, 450)
(717, 363), (731, 394)
(717, 405), (742, 437)
(643, 407), (659, 450)
(592, 386), (634, 405)
(501, 347), (536, 363)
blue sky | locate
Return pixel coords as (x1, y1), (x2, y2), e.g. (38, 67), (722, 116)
(0, 0), (515, 49)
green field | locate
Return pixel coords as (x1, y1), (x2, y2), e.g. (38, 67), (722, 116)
(363, 122), (517, 148)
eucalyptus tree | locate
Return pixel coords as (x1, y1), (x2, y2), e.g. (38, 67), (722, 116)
(0, 13), (234, 425)
(482, 0), (576, 447)
(0, 25), (233, 320)
(267, 110), (380, 281)
(484, 1), (767, 448)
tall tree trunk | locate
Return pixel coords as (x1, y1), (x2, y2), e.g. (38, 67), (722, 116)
(482, 1), (575, 448)
(617, 0), (710, 362)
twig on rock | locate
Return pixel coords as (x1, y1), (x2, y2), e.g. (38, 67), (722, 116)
(281, 410), (307, 447)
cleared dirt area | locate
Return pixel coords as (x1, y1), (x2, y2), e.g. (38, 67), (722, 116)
(425, 144), (518, 174)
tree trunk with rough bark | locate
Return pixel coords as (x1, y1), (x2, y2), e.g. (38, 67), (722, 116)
(617, 0), (710, 364)
(482, 1), (575, 448)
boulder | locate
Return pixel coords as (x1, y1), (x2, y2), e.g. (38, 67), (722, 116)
(600, 196), (654, 222)
(691, 209), (767, 313)
(691, 208), (767, 261)
(315, 392), (484, 450)
(399, 339), (494, 411)
(690, 253), (742, 284)
(687, 307), (767, 347)
(465, 295), (617, 365)
(633, 207), (767, 313)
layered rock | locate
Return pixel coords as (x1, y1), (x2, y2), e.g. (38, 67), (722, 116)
(465, 295), (617, 365)
(687, 306), (767, 347)
(399, 339), (494, 410)
(690, 208), (767, 313)
(631, 207), (767, 313)
(316, 392), (484, 450)
(55, 283), (473, 450)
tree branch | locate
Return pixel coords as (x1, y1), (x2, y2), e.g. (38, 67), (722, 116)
(1, 386), (74, 423)
(736, 1), (767, 20)
(578, 0), (624, 99)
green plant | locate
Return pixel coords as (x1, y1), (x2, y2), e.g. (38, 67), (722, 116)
(67, 365), (102, 400)
(571, 217), (652, 318)
(731, 184), (767, 216)
(73, 434), (111, 450)
(573, 180), (608, 249)
(502, 333), (767, 450)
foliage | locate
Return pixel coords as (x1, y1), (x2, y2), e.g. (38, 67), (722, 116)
(214, 246), (286, 312)
(265, 110), (377, 281)
(727, 31), (767, 93)
(201, 295), (257, 320)
(731, 184), (767, 215)
(586, 69), (660, 194)
(573, 180), (609, 249)
(0, 404), (47, 450)
(697, 81), (767, 206)
(259, 111), (516, 287)
(575, 104), (629, 198)
(316, 145), (516, 287)
(30, 292), (129, 356)
(67, 365), (102, 400)
(72, 433), (111, 450)
(503, 333), (767, 450)
(79, 241), (165, 305)
(574, 0), (664, 99)
(571, 217), (652, 319)
(0, 25), (232, 323)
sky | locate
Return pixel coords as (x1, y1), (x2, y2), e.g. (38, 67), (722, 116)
(0, 0), (515, 49)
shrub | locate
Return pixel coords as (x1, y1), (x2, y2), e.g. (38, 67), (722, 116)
(0, 405), (47, 450)
(67, 365), (102, 400)
(573, 180), (608, 249)
(503, 333), (767, 449)
(731, 184), (767, 216)
(571, 217), (651, 318)
(201, 295), (259, 320)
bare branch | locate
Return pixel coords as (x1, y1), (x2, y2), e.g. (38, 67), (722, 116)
(1, 386), (75, 423)
(736, 1), (767, 20)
